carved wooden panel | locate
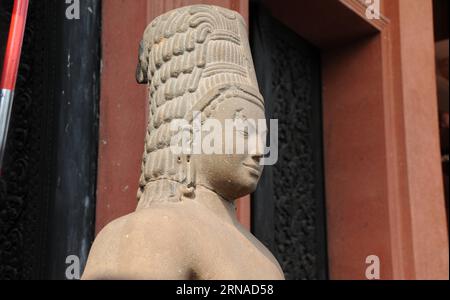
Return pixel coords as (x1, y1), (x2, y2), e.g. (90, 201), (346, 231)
(251, 4), (328, 280)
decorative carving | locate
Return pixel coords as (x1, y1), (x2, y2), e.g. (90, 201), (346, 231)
(83, 5), (284, 280)
(269, 22), (326, 280)
(250, 5), (327, 280)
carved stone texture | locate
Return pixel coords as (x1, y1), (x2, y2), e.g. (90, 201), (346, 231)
(83, 5), (284, 280)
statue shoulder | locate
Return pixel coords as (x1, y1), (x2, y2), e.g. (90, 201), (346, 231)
(82, 204), (198, 279)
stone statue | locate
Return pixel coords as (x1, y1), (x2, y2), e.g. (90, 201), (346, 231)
(82, 5), (284, 280)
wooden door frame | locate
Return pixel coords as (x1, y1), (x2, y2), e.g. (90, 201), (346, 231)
(263, 0), (448, 279)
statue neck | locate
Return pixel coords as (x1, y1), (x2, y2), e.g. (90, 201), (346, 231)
(137, 179), (239, 226)
(194, 184), (238, 226)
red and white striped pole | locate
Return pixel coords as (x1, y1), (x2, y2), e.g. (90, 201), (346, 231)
(0, 0), (29, 172)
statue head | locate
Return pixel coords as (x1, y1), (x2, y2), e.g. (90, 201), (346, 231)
(136, 5), (265, 208)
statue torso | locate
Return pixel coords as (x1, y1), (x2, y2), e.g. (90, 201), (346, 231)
(82, 201), (284, 280)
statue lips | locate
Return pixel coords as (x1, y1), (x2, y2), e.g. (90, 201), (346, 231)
(242, 162), (261, 176)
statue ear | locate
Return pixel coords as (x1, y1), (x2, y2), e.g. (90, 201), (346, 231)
(136, 40), (149, 84)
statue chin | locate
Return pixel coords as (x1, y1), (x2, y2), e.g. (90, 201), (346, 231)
(230, 170), (261, 197)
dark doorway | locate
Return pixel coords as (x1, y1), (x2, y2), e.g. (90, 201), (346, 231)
(250, 2), (328, 279)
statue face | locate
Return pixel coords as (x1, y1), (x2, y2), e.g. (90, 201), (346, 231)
(193, 97), (266, 200)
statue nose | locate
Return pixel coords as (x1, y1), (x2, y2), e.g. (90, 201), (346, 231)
(252, 156), (260, 165)
(252, 152), (263, 163)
